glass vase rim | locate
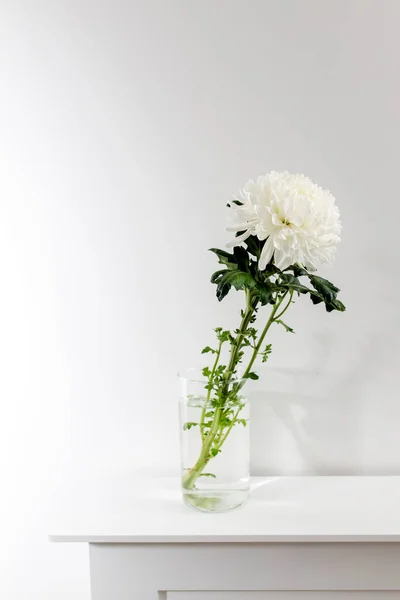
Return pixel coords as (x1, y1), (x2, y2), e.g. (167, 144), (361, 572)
(177, 367), (247, 385)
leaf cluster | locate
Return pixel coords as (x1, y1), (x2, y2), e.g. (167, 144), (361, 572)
(261, 343), (272, 363)
(210, 235), (345, 313)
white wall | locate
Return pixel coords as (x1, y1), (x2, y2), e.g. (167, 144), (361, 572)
(0, 0), (398, 598)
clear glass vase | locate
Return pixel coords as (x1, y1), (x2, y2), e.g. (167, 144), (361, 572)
(179, 369), (250, 512)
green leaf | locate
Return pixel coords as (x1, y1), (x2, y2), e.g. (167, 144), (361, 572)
(326, 298), (346, 313)
(291, 264), (308, 277)
(261, 343), (272, 363)
(233, 246), (249, 271)
(246, 372), (259, 380)
(245, 327), (257, 339)
(202, 366), (211, 377)
(216, 281), (231, 302)
(243, 235), (261, 258)
(308, 275), (345, 312)
(275, 319), (295, 333)
(237, 419), (248, 427)
(198, 472), (217, 478)
(215, 269), (256, 302)
(209, 248), (237, 269)
(210, 270), (227, 284)
(255, 282), (274, 305)
(201, 346), (216, 354)
(210, 448), (221, 457)
(261, 262), (281, 276)
(225, 270), (256, 289)
(279, 273), (309, 294)
(310, 292), (323, 305)
(216, 329), (232, 343)
(309, 275), (340, 302)
(183, 422), (198, 431)
(215, 364), (226, 376)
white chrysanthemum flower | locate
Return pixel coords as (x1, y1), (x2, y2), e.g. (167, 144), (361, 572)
(227, 171), (341, 271)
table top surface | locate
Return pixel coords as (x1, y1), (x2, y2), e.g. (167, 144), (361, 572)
(49, 475), (400, 543)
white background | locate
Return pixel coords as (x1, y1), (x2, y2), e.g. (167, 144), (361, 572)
(0, 0), (398, 598)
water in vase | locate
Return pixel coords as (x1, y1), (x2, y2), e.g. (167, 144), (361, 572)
(179, 395), (250, 512)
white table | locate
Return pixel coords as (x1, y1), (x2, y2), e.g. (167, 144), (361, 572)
(50, 476), (400, 599)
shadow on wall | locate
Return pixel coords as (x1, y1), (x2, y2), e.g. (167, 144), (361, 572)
(249, 327), (390, 476)
(250, 377), (361, 476)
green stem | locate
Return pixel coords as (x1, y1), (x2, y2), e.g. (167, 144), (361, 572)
(216, 405), (243, 449)
(183, 289), (294, 491)
(274, 290), (293, 320)
(182, 407), (222, 489)
(224, 289), (254, 381)
(242, 291), (290, 379)
(200, 339), (223, 442)
(183, 290), (255, 491)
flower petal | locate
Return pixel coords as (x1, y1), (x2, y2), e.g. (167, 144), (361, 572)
(226, 229), (252, 247)
(258, 236), (275, 270)
(227, 171), (340, 270)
